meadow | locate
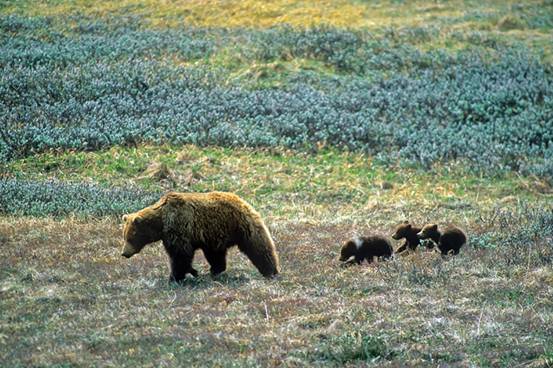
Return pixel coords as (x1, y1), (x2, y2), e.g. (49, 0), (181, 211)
(1, 0), (553, 366)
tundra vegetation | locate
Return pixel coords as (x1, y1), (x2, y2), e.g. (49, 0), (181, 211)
(1, 1), (552, 366)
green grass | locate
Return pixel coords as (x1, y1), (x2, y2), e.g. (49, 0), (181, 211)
(3, 145), (551, 366)
(4, 145), (551, 222)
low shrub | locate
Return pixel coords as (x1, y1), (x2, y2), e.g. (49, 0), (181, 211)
(0, 178), (160, 217)
(1, 15), (552, 177)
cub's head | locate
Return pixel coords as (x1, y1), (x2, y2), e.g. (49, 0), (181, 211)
(121, 212), (162, 258)
(417, 224), (439, 240)
(392, 221), (413, 240)
(339, 239), (359, 262)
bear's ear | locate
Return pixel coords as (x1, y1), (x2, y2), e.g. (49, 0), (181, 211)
(431, 224), (438, 231)
(406, 223), (412, 229)
(122, 214), (129, 222)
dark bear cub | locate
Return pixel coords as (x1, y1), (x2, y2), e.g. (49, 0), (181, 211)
(417, 224), (467, 255)
(339, 236), (393, 265)
(392, 221), (422, 253)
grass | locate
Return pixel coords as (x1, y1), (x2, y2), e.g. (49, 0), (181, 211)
(2, 0), (552, 63)
(1, 210), (552, 366)
(0, 0), (548, 30)
(2, 0), (553, 365)
(4, 145), (551, 222)
(2, 145), (552, 365)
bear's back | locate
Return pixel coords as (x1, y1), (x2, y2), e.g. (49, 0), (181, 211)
(440, 226), (467, 252)
(160, 191), (263, 247)
(360, 236), (393, 257)
(164, 191), (241, 204)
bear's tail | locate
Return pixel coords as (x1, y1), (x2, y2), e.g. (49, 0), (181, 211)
(239, 222), (280, 278)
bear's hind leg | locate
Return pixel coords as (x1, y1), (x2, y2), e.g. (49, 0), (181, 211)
(236, 224), (280, 278)
(203, 248), (227, 276)
(238, 239), (279, 278)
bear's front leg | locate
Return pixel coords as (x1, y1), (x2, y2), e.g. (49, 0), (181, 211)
(340, 258), (358, 267)
(424, 239), (437, 250)
(163, 237), (197, 282)
(169, 255), (197, 282)
(202, 248), (227, 276)
(395, 242), (408, 253)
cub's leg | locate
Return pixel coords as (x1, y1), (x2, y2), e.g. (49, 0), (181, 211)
(395, 243), (408, 253)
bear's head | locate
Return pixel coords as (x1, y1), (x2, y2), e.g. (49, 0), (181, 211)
(417, 224), (439, 240)
(121, 211), (162, 258)
(392, 221), (412, 240)
(339, 239), (358, 262)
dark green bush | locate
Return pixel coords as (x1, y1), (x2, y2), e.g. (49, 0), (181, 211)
(0, 178), (161, 217)
(470, 204), (553, 265)
(1, 15), (552, 177)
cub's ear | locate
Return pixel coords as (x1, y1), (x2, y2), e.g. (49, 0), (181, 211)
(122, 214), (129, 222)
(431, 224), (438, 231)
(406, 224), (412, 229)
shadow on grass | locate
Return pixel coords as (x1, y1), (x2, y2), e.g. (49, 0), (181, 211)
(166, 272), (254, 290)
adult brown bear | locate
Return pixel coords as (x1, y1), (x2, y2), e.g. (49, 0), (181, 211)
(121, 192), (280, 281)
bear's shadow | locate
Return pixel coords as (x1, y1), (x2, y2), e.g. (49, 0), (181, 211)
(167, 272), (253, 289)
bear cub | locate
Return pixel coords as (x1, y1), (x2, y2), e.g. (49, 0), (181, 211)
(392, 221), (422, 253)
(417, 224), (467, 255)
(339, 236), (393, 265)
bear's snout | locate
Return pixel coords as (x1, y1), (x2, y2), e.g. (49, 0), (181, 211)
(121, 242), (138, 258)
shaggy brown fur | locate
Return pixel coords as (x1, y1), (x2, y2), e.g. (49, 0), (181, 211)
(392, 222), (422, 254)
(122, 191), (280, 281)
(417, 224), (467, 255)
(339, 236), (393, 265)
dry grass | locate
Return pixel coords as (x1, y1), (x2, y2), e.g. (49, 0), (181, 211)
(0, 0), (541, 29)
(2, 147), (552, 366)
(3, 0), (552, 62)
(0, 0), (460, 28)
(1, 211), (552, 366)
